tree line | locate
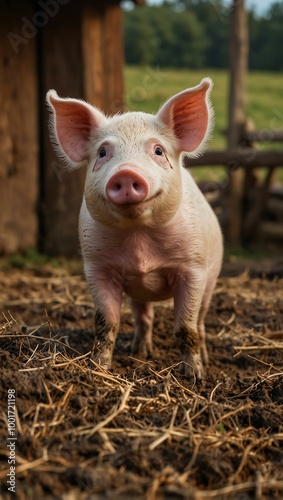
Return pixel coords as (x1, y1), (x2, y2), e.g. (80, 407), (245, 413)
(123, 0), (283, 71)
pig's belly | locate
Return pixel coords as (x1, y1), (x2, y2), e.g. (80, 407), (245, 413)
(123, 271), (172, 302)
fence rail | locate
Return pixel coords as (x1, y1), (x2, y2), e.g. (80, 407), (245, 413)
(187, 150), (283, 168)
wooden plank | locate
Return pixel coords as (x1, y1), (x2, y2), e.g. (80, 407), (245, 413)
(42, 1), (125, 255)
(244, 130), (283, 143)
(0, 1), (38, 254)
(102, 2), (125, 114)
(82, 1), (124, 114)
(186, 150), (283, 168)
(41, 1), (86, 255)
(227, 0), (248, 149)
(82, 3), (104, 108)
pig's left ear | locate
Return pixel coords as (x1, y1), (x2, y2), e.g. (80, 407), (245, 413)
(157, 78), (214, 157)
(46, 90), (106, 169)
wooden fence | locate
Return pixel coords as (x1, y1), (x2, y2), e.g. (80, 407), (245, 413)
(188, 0), (283, 247)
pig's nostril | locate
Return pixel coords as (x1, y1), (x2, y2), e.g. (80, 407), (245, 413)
(116, 183), (121, 190)
(133, 182), (138, 190)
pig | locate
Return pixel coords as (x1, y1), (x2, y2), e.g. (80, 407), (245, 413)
(46, 78), (223, 380)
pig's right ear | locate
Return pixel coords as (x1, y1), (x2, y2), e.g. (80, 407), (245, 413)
(46, 90), (106, 169)
(156, 78), (214, 158)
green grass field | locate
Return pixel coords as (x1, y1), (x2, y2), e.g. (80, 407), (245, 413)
(124, 67), (283, 182)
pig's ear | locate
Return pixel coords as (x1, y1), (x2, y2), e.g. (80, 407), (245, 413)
(46, 89), (106, 168)
(157, 78), (214, 157)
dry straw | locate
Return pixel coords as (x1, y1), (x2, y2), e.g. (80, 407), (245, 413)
(0, 266), (283, 497)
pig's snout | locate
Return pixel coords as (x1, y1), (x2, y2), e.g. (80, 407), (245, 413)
(106, 168), (149, 205)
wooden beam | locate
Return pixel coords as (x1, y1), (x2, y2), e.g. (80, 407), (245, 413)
(227, 0), (248, 149)
(82, 2), (105, 109)
(82, 2), (124, 114)
(186, 150), (283, 168)
(226, 0), (249, 246)
(103, 3), (125, 114)
(243, 130), (283, 143)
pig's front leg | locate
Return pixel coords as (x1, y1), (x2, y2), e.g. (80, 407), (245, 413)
(85, 265), (123, 369)
(130, 300), (154, 358)
(173, 269), (206, 380)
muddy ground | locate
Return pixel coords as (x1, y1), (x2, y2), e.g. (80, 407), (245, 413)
(0, 258), (283, 499)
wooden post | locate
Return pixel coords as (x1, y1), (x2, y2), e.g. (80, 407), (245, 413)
(186, 150), (283, 168)
(0, 1), (38, 254)
(103, 3), (125, 114)
(82, 2), (124, 114)
(226, 0), (249, 246)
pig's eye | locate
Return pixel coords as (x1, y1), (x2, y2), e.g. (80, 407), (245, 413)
(99, 147), (107, 158)
(155, 146), (164, 156)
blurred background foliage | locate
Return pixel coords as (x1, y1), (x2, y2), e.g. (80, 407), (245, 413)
(123, 0), (283, 71)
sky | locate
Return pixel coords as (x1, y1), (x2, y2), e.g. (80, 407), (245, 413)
(146, 0), (278, 16)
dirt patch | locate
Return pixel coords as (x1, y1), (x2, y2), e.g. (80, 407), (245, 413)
(0, 261), (283, 499)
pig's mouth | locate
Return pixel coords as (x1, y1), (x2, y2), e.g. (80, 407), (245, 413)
(113, 190), (162, 219)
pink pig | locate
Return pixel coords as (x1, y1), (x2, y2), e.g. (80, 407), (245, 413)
(46, 78), (223, 380)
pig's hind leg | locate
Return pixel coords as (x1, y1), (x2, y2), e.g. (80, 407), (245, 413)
(197, 291), (213, 366)
(198, 273), (220, 366)
(130, 300), (154, 358)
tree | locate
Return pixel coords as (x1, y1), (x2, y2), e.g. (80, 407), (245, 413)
(176, 0), (229, 68)
(124, 7), (158, 65)
(124, 2), (209, 68)
(123, 0), (283, 71)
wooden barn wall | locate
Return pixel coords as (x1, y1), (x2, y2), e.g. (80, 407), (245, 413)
(0, 1), (38, 255)
(41, 0), (124, 255)
(0, 0), (124, 256)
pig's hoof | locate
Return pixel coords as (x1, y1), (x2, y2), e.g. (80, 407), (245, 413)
(131, 338), (153, 359)
(91, 349), (112, 370)
(92, 358), (111, 370)
(178, 353), (204, 381)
